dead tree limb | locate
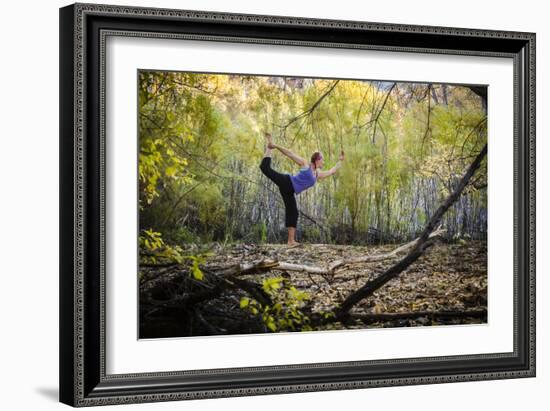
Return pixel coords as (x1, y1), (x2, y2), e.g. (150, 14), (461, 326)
(224, 275), (272, 306)
(279, 80), (340, 131)
(328, 227), (445, 272)
(354, 83), (396, 143)
(214, 259), (329, 276)
(140, 269), (272, 309)
(193, 309), (227, 335)
(336, 143), (488, 317)
(211, 227), (445, 278)
(371, 83), (396, 144)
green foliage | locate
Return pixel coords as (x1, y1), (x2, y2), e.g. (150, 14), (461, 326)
(139, 227), (213, 281)
(251, 222), (267, 243)
(139, 228), (179, 261)
(138, 72), (487, 244)
(185, 255), (206, 280)
(240, 277), (312, 332)
(163, 226), (199, 245)
(140, 228), (164, 251)
(138, 134), (193, 207)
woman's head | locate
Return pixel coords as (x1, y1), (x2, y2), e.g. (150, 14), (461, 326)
(311, 151), (324, 169)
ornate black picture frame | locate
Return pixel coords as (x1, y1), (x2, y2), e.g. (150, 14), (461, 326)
(59, 2), (535, 407)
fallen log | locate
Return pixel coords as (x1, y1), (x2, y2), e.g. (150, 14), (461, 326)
(210, 227), (446, 277)
(328, 227), (446, 272)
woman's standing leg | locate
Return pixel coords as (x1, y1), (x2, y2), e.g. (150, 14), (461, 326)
(279, 187), (299, 245)
(260, 162), (300, 245)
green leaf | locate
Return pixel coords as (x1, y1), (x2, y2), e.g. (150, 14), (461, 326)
(239, 297), (249, 309)
(191, 261), (203, 280)
(165, 166), (177, 177)
(266, 317), (277, 332)
(262, 277), (282, 293)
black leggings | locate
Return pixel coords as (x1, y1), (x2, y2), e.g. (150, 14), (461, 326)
(259, 157), (298, 228)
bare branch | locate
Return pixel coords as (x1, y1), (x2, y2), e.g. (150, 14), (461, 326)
(278, 80), (340, 131)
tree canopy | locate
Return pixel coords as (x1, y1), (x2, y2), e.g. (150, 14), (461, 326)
(138, 71), (487, 248)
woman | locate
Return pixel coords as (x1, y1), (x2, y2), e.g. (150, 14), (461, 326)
(259, 132), (344, 246)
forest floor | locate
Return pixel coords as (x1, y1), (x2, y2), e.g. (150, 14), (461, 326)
(140, 240), (487, 338)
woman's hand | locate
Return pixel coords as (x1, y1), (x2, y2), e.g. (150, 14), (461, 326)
(339, 150), (345, 162)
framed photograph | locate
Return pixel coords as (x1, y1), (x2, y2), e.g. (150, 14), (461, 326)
(59, 2), (535, 407)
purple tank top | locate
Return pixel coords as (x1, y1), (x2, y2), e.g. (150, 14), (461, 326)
(289, 166), (317, 194)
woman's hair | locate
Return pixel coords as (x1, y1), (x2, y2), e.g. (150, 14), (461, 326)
(310, 151), (323, 164)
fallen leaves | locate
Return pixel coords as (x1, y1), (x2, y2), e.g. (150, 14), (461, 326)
(140, 240), (488, 336)
(206, 240), (487, 326)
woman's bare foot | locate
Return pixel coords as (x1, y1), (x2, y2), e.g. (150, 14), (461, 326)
(287, 241), (300, 247)
(265, 132), (276, 149)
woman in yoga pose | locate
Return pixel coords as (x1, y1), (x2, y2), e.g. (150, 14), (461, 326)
(259, 132), (344, 246)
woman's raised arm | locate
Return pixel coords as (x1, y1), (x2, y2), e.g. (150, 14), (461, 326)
(318, 151), (345, 180)
(265, 133), (307, 167)
(274, 145), (308, 167)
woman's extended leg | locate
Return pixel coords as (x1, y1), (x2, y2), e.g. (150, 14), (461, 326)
(259, 157), (290, 188)
(259, 133), (288, 186)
